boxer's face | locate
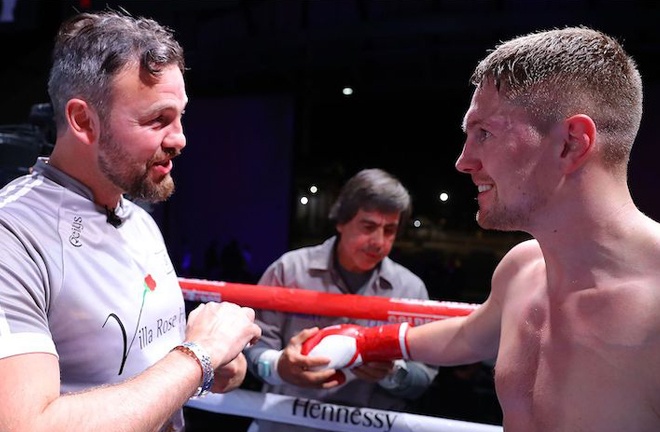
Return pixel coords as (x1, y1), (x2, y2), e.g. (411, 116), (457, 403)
(98, 64), (188, 202)
(335, 209), (400, 273)
(456, 80), (558, 231)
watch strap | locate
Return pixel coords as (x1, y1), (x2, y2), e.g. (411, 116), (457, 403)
(172, 341), (214, 397)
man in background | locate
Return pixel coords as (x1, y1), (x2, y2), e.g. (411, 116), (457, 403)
(244, 168), (437, 432)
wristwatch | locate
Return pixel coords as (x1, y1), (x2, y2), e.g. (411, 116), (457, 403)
(172, 341), (214, 397)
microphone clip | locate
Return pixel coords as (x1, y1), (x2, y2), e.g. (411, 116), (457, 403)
(105, 206), (123, 228)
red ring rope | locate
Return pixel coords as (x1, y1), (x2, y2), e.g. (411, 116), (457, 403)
(179, 277), (480, 325)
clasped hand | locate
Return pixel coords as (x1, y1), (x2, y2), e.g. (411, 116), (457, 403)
(278, 327), (395, 389)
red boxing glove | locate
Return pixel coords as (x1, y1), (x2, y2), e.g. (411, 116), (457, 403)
(301, 323), (411, 370)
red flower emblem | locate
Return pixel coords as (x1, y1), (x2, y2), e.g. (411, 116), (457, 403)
(144, 274), (157, 291)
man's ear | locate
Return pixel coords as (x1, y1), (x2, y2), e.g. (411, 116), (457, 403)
(65, 99), (100, 145)
(560, 114), (596, 174)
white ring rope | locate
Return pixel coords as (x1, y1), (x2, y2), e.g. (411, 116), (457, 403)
(186, 389), (503, 432)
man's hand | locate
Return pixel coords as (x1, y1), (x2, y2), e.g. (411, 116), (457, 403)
(352, 361), (395, 383)
(300, 323), (410, 370)
(277, 328), (344, 389)
(211, 353), (247, 393)
(185, 301), (261, 369)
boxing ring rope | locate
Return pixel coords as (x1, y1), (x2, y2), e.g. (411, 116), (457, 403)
(187, 389), (503, 432)
(179, 278), (500, 432)
(179, 278), (481, 325)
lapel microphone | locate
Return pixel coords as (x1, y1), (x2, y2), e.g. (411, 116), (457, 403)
(104, 206), (123, 228)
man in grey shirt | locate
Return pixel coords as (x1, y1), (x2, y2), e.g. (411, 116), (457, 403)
(0, 10), (260, 432)
(244, 168), (437, 432)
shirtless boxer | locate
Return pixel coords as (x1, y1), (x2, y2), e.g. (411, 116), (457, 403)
(303, 27), (660, 432)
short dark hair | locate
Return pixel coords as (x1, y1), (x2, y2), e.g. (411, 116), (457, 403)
(48, 9), (185, 130)
(329, 168), (412, 227)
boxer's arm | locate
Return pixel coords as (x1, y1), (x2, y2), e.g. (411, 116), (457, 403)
(302, 310), (498, 371)
(302, 324), (438, 396)
(301, 323), (411, 369)
(405, 302), (501, 368)
(406, 241), (541, 365)
(404, 242), (535, 366)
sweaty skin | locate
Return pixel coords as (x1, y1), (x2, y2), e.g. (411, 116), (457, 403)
(405, 80), (660, 432)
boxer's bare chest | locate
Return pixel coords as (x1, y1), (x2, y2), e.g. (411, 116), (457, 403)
(494, 277), (660, 429)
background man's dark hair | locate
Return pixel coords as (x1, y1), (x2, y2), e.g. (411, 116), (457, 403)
(329, 168), (412, 230)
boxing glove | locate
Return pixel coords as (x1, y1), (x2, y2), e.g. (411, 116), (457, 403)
(300, 322), (411, 370)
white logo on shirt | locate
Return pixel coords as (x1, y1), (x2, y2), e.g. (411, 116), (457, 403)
(69, 215), (83, 247)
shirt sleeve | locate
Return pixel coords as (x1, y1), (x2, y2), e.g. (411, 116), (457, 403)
(243, 259), (289, 379)
(0, 220), (56, 359)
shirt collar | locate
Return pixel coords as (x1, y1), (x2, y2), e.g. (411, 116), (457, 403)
(32, 157), (131, 222)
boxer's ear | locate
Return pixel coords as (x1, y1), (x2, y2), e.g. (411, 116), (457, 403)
(560, 114), (596, 174)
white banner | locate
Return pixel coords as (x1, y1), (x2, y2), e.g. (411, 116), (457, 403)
(186, 389), (503, 432)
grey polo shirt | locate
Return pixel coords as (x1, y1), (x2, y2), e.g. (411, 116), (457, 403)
(244, 236), (438, 432)
(0, 158), (186, 430)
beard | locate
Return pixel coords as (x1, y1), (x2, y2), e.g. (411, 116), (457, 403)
(476, 191), (544, 232)
(476, 207), (526, 231)
(98, 125), (176, 203)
